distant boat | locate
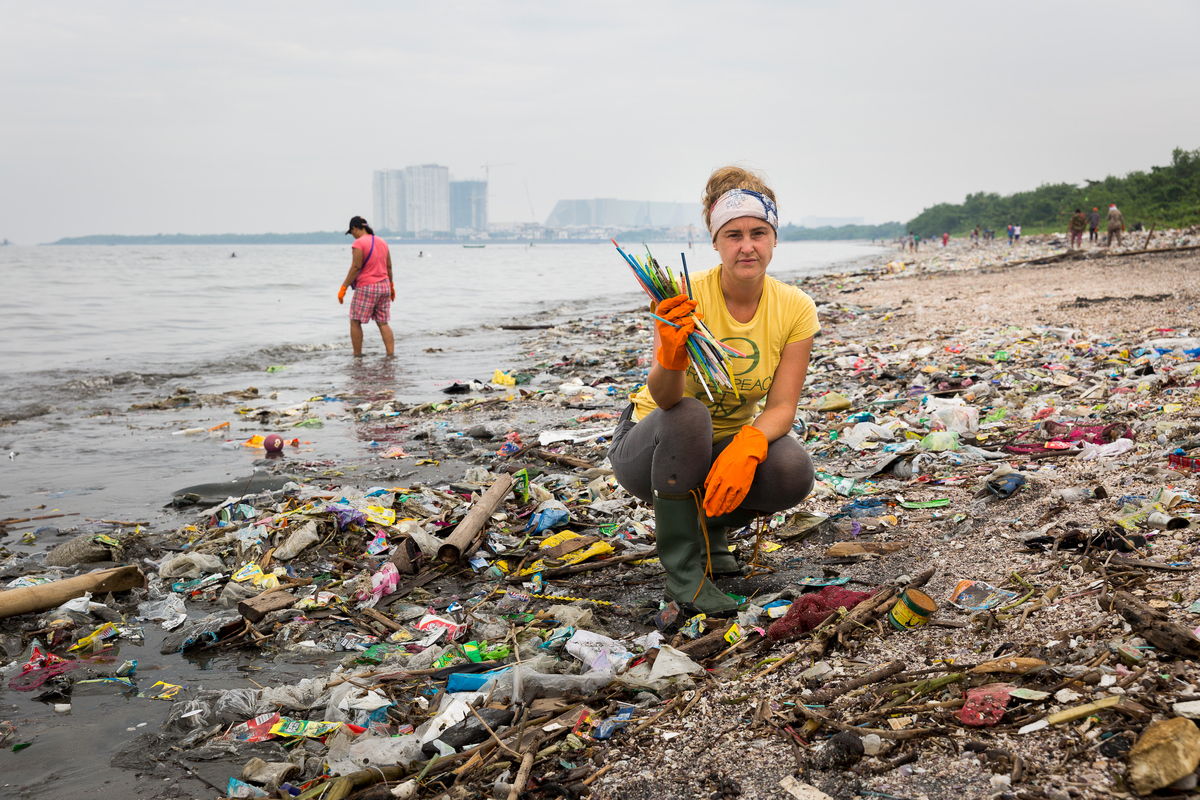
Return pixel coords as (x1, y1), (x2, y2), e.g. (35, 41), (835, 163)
(0, 239), (9, 246)
(463, 244), (486, 248)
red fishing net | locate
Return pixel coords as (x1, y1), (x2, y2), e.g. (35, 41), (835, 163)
(767, 586), (875, 642)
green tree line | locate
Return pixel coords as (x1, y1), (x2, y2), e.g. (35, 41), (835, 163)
(779, 221), (905, 241)
(905, 147), (1200, 237)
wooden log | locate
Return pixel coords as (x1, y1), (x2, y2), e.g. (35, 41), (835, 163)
(503, 548), (656, 582)
(1101, 590), (1200, 658)
(0, 565), (144, 620)
(439, 474), (514, 563)
(238, 590), (296, 623)
(678, 627), (730, 660)
(530, 449), (594, 469)
(1142, 222), (1156, 252)
(794, 702), (946, 741)
(804, 659), (907, 705)
(361, 607), (402, 633)
(1107, 555), (1194, 572)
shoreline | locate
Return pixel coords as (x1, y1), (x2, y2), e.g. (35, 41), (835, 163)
(4, 236), (1200, 798)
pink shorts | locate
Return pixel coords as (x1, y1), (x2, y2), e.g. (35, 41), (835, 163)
(349, 280), (391, 323)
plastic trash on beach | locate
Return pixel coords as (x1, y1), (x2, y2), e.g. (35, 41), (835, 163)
(273, 521), (319, 560)
(946, 580), (1017, 612)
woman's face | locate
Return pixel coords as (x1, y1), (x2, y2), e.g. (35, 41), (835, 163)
(714, 216), (775, 283)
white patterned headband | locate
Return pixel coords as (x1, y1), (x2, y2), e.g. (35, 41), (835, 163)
(708, 188), (779, 240)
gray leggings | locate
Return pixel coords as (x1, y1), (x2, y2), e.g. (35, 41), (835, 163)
(607, 398), (815, 512)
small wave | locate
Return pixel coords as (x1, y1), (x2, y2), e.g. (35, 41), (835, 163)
(3, 402), (58, 421)
(256, 342), (341, 357)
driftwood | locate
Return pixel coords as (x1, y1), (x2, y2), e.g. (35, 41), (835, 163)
(504, 548), (656, 582)
(678, 627), (731, 660)
(794, 703), (947, 741)
(800, 568), (935, 659)
(804, 660), (907, 705)
(360, 607), (403, 633)
(529, 449), (594, 469)
(237, 590), (296, 623)
(1101, 590), (1200, 658)
(1107, 555), (1194, 572)
(0, 565), (144, 620)
(439, 474), (514, 563)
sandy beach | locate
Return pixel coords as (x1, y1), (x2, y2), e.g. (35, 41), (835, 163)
(4, 232), (1200, 800)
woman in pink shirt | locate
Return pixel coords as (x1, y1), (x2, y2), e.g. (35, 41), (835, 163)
(337, 216), (395, 356)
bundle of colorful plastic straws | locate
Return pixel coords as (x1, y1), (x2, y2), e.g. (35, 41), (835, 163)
(611, 239), (744, 401)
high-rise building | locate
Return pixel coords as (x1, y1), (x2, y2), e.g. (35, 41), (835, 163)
(450, 180), (488, 232)
(372, 170), (405, 233)
(372, 164), (453, 235)
(403, 164), (450, 234)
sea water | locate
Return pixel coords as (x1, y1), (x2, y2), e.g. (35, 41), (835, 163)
(0, 241), (884, 520)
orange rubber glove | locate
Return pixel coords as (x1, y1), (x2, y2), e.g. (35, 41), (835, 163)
(389, 282), (396, 301)
(654, 295), (697, 371)
(337, 285), (347, 304)
(704, 426), (768, 517)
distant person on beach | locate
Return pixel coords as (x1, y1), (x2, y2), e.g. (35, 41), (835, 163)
(608, 166), (818, 615)
(913, 233), (920, 251)
(1088, 207), (1101, 243)
(1068, 208), (1087, 250)
(338, 215), (395, 357)
(942, 232), (949, 248)
(1014, 224), (1022, 243)
(1106, 204), (1125, 247)
(1007, 225), (1014, 245)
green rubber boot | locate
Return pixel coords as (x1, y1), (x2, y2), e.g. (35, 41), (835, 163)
(653, 490), (740, 616)
(703, 508), (759, 576)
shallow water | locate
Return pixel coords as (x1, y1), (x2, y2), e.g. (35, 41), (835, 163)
(0, 241), (884, 522)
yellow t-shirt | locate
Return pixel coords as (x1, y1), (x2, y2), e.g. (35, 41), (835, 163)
(630, 266), (820, 442)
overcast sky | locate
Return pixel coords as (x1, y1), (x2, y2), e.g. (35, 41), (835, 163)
(2, 0), (1198, 243)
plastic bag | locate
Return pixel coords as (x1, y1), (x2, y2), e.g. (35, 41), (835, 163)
(215, 687), (262, 721)
(648, 645), (704, 681)
(525, 500), (570, 533)
(841, 422), (895, 450)
(159, 612), (240, 654)
(565, 630), (632, 672)
(44, 534), (113, 567)
(356, 562), (399, 606)
(136, 594), (188, 630)
(257, 677), (328, 711)
(1079, 438), (1135, 461)
(159, 553), (225, 579)
(274, 521), (319, 560)
(480, 655), (614, 703)
(326, 733), (423, 775)
(932, 406), (979, 433)
(918, 431), (959, 452)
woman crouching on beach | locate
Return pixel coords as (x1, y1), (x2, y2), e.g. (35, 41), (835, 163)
(608, 166), (819, 616)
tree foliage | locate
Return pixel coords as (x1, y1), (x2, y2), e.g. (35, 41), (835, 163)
(905, 147), (1200, 237)
(780, 221), (905, 241)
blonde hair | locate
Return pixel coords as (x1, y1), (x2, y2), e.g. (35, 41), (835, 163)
(701, 165), (777, 230)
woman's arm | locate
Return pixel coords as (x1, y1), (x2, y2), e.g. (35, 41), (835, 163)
(342, 248), (364, 288)
(750, 337), (814, 442)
